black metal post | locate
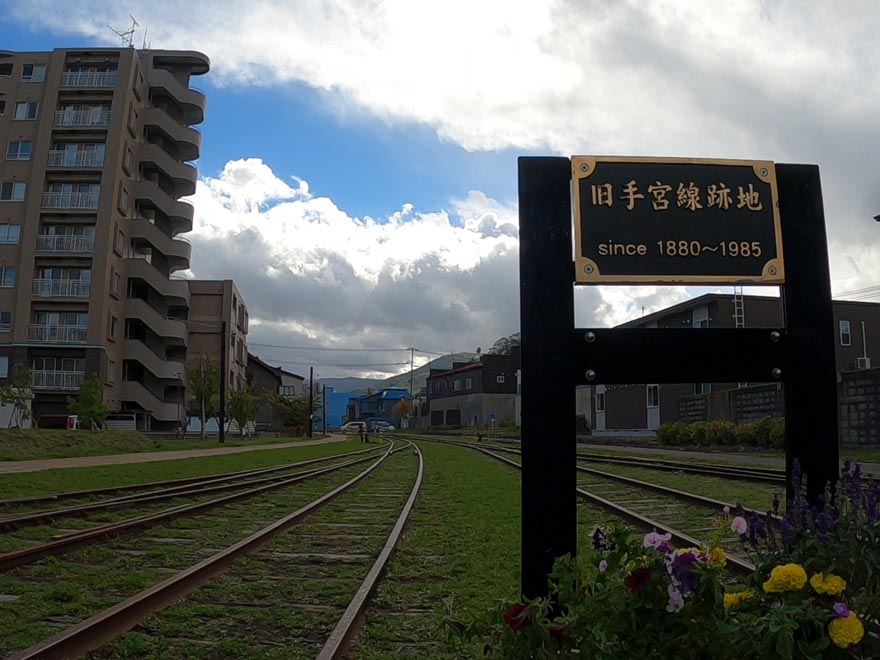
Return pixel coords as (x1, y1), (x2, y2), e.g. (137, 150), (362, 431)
(219, 320), (227, 444)
(518, 157), (577, 599)
(776, 164), (839, 505)
(308, 366), (314, 439)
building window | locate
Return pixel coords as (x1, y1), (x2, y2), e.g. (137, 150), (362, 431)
(21, 64), (47, 82)
(115, 229), (125, 255)
(279, 385), (297, 397)
(0, 182), (26, 201)
(840, 320), (851, 346)
(0, 357), (7, 378)
(118, 188), (129, 214)
(596, 392), (605, 412)
(0, 63), (11, 77)
(496, 375), (506, 384)
(465, 377), (473, 389)
(13, 102), (39, 120)
(111, 269), (121, 298)
(107, 360), (116, 384)
(694, 383), (711, 395)
(0, 224), (21, 244)
(6, 141), (32, 160)
(0, 312), (10, 332)
(692, 305), (709, 328)
(647, 384), (660, 408)
(0, 100), (5, 117)
(127, 107), (138, 136)
(0, 267), (15, 287)
(124, 148), (134, 173)
(108, 315), (118, 340)
(453, 379), (462, 391)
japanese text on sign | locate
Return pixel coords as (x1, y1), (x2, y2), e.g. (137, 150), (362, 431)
(572, 157), (784, 285)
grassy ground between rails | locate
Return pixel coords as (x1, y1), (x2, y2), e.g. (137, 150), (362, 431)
(0, 457), (379, 657)
(0, 429), (329, 461)
(0, 439), (371, 500)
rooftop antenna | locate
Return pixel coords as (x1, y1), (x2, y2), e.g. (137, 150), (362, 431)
(108, 15), (139, 48)
(141, 25), (150, 50)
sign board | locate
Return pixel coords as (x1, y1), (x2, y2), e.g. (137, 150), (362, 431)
(490, 411), (496, 422)
(572, 157), (784, 284)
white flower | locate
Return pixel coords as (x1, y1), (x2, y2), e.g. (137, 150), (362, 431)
(722, 505), (731, 516)
(731, 516), (748, 534)
(598, 560), (608, 573)
(643, 531), (673, 549)
(666, 584), (685, 613)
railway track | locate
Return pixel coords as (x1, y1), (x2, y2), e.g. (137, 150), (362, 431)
(403, 435), (757, 572)
(4, 440), (423, 659)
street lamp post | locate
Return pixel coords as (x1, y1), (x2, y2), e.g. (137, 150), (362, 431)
(175, 371), (182, 439)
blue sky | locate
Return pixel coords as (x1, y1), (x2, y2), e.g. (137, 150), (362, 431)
(3, 2), (880, 378)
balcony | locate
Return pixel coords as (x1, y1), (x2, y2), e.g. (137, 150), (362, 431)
(54, 111), (111, 128)
(148, 68), (206, 125)
(121, 380), (181, 421)
(46, 150), (105, 168)
(133, 180), (193, 234)
(41, 192), (99, 210)
(123, 339), (187, 381)
(32, 370), (85, 390)
(131, 218), (191, 272)
(124, 298), (188, 345)
(126, 259), (190, 307)
(140, 143), (197, 197)
(28, 324), (88, 344)
(32, 279), (91, 298)
(142, 107), (201, 161)
(36, 235), (95, 253)
(60, 71), (117, 88)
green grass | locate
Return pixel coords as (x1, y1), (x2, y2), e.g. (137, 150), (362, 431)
(0, 439), (369, 500)
(0, 428), (329, 462)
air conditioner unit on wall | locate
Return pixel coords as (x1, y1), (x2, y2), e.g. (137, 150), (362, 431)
(855, 357), (871, 370)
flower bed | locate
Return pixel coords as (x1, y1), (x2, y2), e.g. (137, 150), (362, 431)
(447, 461), (879, 659)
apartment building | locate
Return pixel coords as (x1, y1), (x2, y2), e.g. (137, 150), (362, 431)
(188, 280), (249, 394)
(0, 47), (209, 429)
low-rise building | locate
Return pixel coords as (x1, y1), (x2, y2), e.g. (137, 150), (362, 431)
(426, 348), (520, 428)
(246, 352), (304, 431)
(346, 387), (410, 427)
(593, 293), (880, 435)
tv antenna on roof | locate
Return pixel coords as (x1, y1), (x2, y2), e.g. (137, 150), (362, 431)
(108, 15), (139, 48)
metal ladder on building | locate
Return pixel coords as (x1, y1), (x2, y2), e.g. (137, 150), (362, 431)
(733, 285), (747, 387)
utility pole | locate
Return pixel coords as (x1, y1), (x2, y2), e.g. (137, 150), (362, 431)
(308, 365), (314, 439)
(322, 384), (327, 435)
(219, 320), (227, 444)
(408, 347), (416, 429)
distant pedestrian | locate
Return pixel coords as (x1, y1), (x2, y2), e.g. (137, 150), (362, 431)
(477, 432), (483, 443)
(364, 428), (370, 443)
(359, 427), (365, 443)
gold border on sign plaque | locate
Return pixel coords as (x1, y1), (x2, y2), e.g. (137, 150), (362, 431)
(571, 156), (786, 285)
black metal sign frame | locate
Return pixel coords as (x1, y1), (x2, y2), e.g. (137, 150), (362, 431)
(518, 157), (838, 599)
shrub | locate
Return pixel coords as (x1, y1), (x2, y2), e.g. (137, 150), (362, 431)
(752, 416), (777, 448)
(656, 422), (686, 446)
(707, 420), (737, 446)
(769, 418), (785, 449)
(690, 421), (711, 446)
(735, 422), (757, 447)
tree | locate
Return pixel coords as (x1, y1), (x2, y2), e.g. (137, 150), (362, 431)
(269, 394), (318, 430)
(392, 398), (413, 425)
(487, 332), (520, 355)
(67, 376), (109, 429)
(0, 365), (33, 428)
(227, 385), (256, 437)
(187, 355), (220, 440)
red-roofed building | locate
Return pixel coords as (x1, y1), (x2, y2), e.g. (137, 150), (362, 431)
(425, 348), (520, 428)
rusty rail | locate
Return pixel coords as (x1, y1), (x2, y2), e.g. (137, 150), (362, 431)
(9, 443), (400, 659)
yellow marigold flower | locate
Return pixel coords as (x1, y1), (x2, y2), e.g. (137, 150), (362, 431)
(723, 591), (751, 610)
(810, 572), (846, 596)
(762, 564), (807, 593)
(829, 612), (864, 648)
(708, 547), (727, 567)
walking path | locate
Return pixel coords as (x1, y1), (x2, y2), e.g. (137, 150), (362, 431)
(0, 435), (348, 474)
(581, 442), (880, 474)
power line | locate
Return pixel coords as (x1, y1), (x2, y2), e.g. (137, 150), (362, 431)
(261, 358), (412, 368)
(248, 342), (408, 352)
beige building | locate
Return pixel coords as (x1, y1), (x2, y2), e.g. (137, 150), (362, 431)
(188, 279), (248, 394)
(0, 47), (209, 429)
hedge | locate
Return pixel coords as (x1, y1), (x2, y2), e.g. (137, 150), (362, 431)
(656, 417), (784, 449)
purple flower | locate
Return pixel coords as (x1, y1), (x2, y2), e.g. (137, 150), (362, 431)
(643, 531), (672, 549)
(731, 516), (748, 534)
(666, 583), (684, 613)
(670, 551), (700, 595)
(833, 602), (850, 619)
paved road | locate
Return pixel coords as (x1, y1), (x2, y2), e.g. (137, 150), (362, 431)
(581, 442), (880, 474)
(0, 435), (349, 474)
